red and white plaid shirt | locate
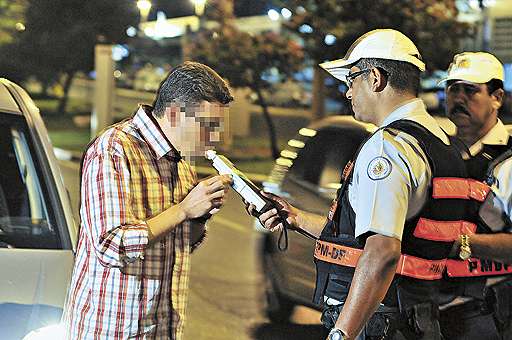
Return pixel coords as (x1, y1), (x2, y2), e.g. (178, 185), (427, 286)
(63, 106), (204, 339)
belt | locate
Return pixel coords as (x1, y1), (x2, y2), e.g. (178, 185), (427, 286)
(314, 240), (445, 280)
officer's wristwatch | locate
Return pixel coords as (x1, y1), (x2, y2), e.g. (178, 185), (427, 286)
(328, 328), (347, 340)
(459, 234), (472, 261)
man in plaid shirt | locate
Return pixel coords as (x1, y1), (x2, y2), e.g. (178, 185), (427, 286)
(63, 62), (233, 339)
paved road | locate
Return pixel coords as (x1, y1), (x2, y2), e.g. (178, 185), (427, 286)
(58, 160), (326, 340)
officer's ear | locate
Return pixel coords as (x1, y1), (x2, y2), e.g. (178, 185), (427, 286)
(491, 88), (505, 111)
(370, 67), (387, 93)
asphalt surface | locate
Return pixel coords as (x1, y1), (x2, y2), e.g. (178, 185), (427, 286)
(57, 159), (326, 340)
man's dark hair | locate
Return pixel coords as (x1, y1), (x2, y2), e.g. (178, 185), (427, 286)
(152, 61), (233, 117)
(355, 58), (421, 96)
(487, 79), (504, 95)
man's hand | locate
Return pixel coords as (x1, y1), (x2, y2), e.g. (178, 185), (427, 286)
(180, 174), (232, 219)
(246, 191), (299, 232)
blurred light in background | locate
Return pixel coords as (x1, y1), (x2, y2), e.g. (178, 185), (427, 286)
(281, 8), (292, 19)
(504, 63), (512, 91)
(267, 9), (280, 21)
(15, 22), (26, 32)
(324, 34), (336, 45)
(299, 24), (313, 34)
(191, 0), (207, 17)
(276, 157), (293, 167)
(137, 0), (152, 23)
(280, 150), (298, 159)
(468, 0), (496, 10)
(288, 139), (305, 148)
(113, 70), (122, 78)
(112, 45), (129, 61)
(298, 128), (317, 137)
(126, 26), (137, 37)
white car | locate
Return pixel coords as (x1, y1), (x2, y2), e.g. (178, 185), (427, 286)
(0, 78), (77, 339)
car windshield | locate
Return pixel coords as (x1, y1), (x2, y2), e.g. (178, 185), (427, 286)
(0, 114), (60, 249)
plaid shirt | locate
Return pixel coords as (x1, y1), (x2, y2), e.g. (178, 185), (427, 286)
(63, 106), (204, 339)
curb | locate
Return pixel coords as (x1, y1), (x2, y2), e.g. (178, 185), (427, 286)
(54, 148), (268, 185)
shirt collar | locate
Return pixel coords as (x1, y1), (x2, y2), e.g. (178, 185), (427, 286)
(468, 119), (510, 156)
(381, 98), (427, 127)
(131, 105), (178, 160)
(380, 98), (450, 144)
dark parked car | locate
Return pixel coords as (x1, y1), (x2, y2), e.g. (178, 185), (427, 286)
(256, 114), (510, 323)
(0, 78), (77, 340)
(255, 115), (375, 322)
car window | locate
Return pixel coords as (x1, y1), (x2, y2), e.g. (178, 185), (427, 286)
(0, 114), (61, 249)
(287, 127), (367, 189)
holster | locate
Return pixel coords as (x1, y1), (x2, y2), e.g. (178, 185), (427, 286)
(396, 279), (442, 340)
(486, 279), (512, 339)
(403, 302), (441, 340)
(320, 304), (401, 340)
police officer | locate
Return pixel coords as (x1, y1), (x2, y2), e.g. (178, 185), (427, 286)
(439, 52), (512, 340)
(252, 29), (475, 340)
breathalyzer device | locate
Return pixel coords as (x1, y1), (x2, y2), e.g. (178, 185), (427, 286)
(205, 150), (275, 216)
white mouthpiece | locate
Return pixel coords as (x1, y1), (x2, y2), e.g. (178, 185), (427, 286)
(205, 150), (217, 160)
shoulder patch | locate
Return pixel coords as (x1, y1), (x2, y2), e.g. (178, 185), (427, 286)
(367, 157), (392, 180)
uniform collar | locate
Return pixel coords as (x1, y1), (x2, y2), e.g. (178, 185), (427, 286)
(380, 98), (449, 144)
(131, 105), (180, 160)
(380, 98), (427, 127)
(468, 119), (510, 156)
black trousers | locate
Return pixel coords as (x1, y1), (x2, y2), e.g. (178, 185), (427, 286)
(321, 303), (442, 340)
(440, 279), (512, 340)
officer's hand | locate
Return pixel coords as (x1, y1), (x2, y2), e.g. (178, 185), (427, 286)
(247, 191), (299, 232)
(180, 174), (232, 219)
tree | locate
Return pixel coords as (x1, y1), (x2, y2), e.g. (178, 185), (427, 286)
(0, 0), (26, 45)
(190, 0), (303, 159)
(276, 0), (471, 118)
(12, 0), (138, 113)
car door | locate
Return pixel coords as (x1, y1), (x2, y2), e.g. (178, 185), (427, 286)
(0, 80), (76, 340)
(271, 123), (369, 304)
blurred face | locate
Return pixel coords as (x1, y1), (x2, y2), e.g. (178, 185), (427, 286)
(345, 66), (372, 123)
(446, 81), (502, 142)
(160, 101), (229, 160)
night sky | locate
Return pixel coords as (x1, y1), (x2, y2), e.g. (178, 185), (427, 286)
(150, 0), (269, 19)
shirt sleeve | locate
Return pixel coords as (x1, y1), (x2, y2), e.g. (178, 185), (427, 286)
(80, 145), (148, 268)
(350, 130), (431, 241)
(484, 157), (512, 230)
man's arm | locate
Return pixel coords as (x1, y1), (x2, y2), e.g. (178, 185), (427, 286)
(147, 175), (231, 244)
(81, 144), (231, 266)
(334, 234), (401, 339)
(250, 192), (326, 238)
(451, 233), (512, 263)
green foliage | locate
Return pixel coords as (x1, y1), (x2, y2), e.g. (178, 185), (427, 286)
(0, 0), (138, 88)
(189, 13), (304, 159)
(190, 25), (304, 90)
(0, 0), (26, 45)
(277, 0), (472, 70)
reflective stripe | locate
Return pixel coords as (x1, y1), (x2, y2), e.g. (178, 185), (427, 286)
(314, 240), (445, 280)
(446, 259), (512, 277)
(413, 218), (477, 242)
(432, 178), (490, 202)
(314, 240), (361, 267)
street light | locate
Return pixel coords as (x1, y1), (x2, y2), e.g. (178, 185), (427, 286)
(191, 0), (207, 17)
(137, 0), (152, 23)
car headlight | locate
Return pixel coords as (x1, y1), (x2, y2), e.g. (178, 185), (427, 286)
(22, 323), (65, 340)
